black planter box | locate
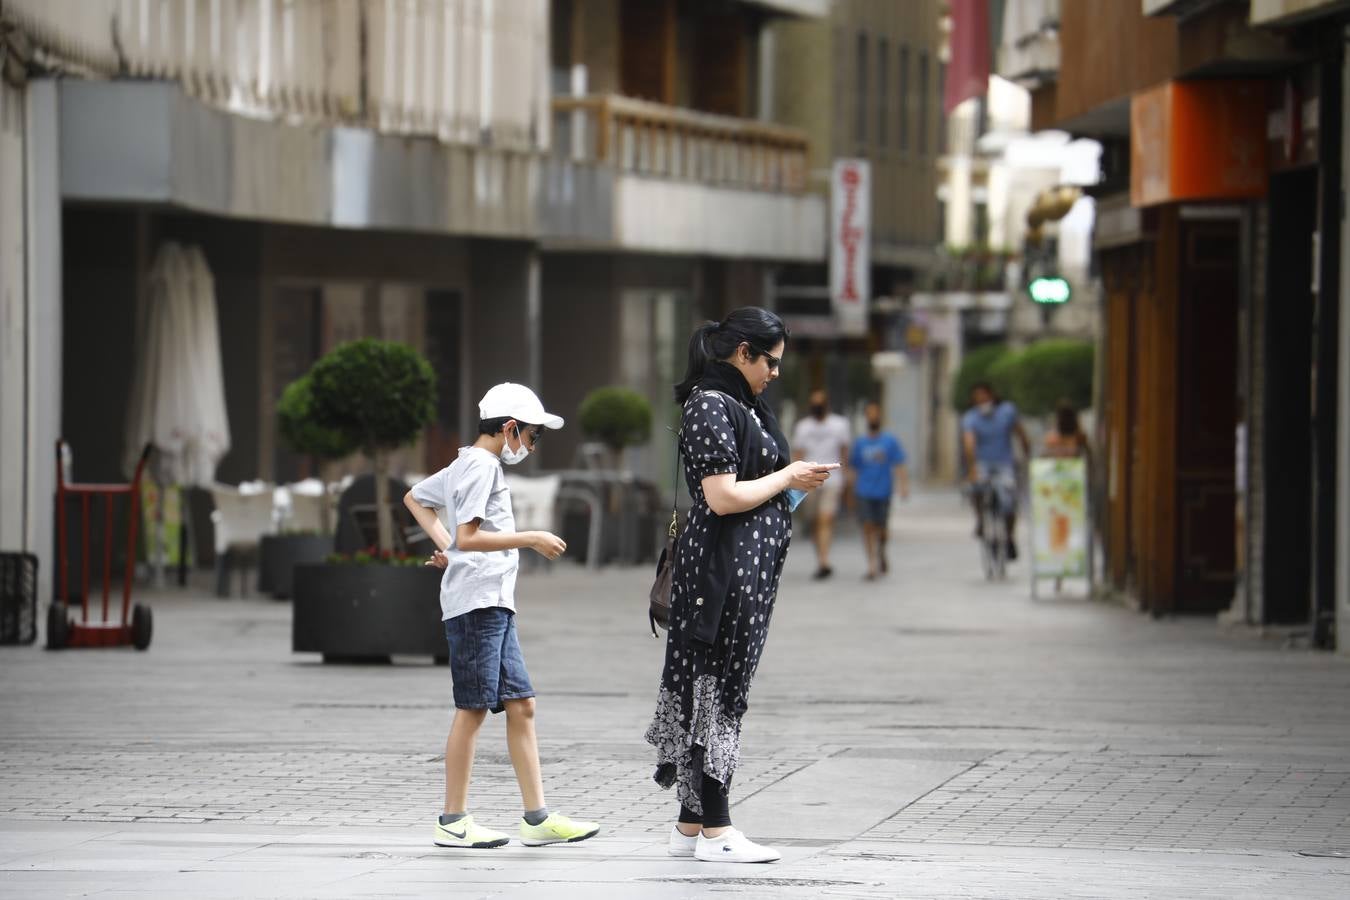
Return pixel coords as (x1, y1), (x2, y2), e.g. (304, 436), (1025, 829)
(260, 535), (335, 599)
(292, 563), (444, 663)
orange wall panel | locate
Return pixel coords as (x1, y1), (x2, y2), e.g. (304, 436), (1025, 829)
(1131, 81), (1268, 207)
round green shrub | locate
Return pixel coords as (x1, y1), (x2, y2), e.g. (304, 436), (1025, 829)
(951, 343), (1011, 411)
(578, 387), (653, 450)
(986, 351), (1021, 404)
(307, 339), (437, 455)
(1004, 339), (1094, 416)
(277, 374), (357, 461)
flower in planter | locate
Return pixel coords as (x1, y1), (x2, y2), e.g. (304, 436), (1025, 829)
(326, 545), (424, 567)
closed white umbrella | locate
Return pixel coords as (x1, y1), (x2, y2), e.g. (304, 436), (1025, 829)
(124, 242), (232, 583)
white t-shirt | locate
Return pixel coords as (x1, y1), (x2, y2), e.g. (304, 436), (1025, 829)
(408, 446), (518, 621)
(792, 413), (851, 466)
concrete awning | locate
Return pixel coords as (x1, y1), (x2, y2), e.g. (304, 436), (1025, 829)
(58, 80), (539, 239)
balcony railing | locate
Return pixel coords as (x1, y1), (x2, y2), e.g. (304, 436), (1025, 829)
(996, 0), (1060, 85)
(551, 94), (809, 193)
(1, 0), (549, 153)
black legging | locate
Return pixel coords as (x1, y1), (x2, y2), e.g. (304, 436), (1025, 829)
(678, 772), (732, 829)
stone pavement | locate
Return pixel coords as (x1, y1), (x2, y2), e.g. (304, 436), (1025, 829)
(1, 491), (1348, 898)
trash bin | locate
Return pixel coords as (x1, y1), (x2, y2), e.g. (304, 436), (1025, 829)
(0, 552), (38, 645)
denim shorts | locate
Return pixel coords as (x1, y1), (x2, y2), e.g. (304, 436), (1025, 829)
(857, 496), (891, 526)
(443, 607), (535, 714)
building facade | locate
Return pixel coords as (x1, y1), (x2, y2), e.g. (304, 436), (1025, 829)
(0, 0), (829, 603)
(1008, 0), (1348, 650)
(765, 0), (945, 474)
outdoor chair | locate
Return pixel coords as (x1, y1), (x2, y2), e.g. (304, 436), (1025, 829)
(209, 483), (277, 597)
(283, 480), (330, 534)
(504, 474), (562, 572)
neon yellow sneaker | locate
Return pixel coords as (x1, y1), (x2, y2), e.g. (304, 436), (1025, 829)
(519, 812), (600, 846)
(433, 814), (510, 849)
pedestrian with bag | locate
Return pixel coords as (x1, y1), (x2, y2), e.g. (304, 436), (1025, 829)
(646, 307), (835, 864)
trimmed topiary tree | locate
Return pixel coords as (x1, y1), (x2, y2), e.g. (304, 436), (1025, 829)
(1004, 339), (1094, 416)
(307, 339), (436, 553)
(579, 387), (653, 460)
(276, 374), (358, 534)
(986, 351), (1021, 406)
(951, 343), (1011, 411)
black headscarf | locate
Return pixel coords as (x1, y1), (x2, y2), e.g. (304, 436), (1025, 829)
(695, 361), (791, 470)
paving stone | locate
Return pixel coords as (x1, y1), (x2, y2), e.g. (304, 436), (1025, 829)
(1, 493), (1348, 896)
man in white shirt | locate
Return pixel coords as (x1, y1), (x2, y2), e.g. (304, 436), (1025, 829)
(792, 389), (851, 579)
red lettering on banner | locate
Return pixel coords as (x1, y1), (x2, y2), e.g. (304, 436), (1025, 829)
(838, 166), (862, 303)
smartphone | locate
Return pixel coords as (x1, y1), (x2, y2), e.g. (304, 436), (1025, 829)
(813, 463), (842, 472)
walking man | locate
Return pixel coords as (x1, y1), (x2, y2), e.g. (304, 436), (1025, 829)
(792, 389), (851, 579)
(849, 402), (910, 580)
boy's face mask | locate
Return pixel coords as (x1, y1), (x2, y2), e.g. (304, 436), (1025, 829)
(499, 423), (531, 465)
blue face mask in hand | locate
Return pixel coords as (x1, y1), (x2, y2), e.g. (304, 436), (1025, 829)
(785, 488), (807, 511)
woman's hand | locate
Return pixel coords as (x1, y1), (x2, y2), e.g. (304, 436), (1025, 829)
(785, 460), (836, 492)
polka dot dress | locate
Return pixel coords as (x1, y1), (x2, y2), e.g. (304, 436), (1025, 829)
(644, 389), (792, 813)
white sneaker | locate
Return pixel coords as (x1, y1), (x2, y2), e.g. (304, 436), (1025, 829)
(693, 827), (781, 863)
(668, 825), (698, 857)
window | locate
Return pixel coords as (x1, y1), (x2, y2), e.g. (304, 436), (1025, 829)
(877, 39), (889, 151)
(855, 32), (869, 146)
(917, 50), (930, 155)
(898, 44), (910, 152)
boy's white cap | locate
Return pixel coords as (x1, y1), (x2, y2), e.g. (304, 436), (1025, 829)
(478, 383), (565, 429)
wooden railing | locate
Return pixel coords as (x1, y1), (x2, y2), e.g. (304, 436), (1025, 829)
(552, 94), (810, 193)
(0, 0), (549, 153)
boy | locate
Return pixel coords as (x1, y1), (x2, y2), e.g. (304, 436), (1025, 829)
(404, 382), (600, 849)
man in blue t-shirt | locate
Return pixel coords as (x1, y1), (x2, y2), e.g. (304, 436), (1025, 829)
(961, 381), (1030, 559)
(849, 402), (910, 580)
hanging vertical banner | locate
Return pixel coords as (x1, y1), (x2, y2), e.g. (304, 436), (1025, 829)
(830, 158), (870, 337)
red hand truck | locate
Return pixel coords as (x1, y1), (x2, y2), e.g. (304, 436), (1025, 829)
(48, 440), (153, 650)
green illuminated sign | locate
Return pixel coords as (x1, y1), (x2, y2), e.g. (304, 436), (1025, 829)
(1029, 276), (1071, 304)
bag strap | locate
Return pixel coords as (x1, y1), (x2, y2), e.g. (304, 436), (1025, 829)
(667, 433), (681, 538)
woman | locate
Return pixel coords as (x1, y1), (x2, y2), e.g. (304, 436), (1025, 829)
(645, 307), (834, 864)
(1042, 400), (1090, 460)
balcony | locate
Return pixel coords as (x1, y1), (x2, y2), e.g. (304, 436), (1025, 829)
(2, 0), (549, 153)
(1248, 0), (1350, 24)
(997, 0), (1061, 87)
(543, 94), (824, 260)
(552, 94), (809, 193)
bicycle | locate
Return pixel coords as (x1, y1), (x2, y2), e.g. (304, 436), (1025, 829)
(971, 475), (1011, 581)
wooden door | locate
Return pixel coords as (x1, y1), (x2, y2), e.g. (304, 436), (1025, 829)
(1173, 217), (1239, 612)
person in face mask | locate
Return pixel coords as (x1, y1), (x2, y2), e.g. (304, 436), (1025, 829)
(792, 389), (852, 579)
(848, 402), (910, 580)
(961, 381), (1031, 560)
(404, 383), (601, 851)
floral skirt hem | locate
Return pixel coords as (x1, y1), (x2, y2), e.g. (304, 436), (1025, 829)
(643, 674), (743, 815)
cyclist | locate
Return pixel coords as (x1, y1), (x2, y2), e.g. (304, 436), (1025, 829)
(962, 381), (1030, 560)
